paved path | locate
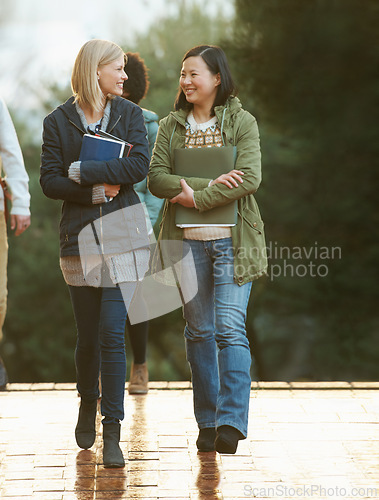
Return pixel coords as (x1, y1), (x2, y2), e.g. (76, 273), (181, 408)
(1, 382), (379, 499)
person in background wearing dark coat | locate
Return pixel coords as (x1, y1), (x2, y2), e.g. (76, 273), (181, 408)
(40, 39), (150, 468)
(122, 52), (162, 395)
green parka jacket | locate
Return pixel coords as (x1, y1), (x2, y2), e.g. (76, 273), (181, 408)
(148, 96), (267, 285)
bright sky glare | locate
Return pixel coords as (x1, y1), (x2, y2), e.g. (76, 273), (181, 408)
(0, 0), (234, 107)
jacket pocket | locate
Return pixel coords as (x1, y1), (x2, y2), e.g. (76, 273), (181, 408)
(242, 208), (264, 234)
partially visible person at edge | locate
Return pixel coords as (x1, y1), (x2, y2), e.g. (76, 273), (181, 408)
(148, 45), (267, 455)
(0, 97), (31, 391)
(121, 52), (163, 395)
(40, 39), (150, 468)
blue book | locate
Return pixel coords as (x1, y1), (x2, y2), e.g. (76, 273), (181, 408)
(79, 133), (132, 161)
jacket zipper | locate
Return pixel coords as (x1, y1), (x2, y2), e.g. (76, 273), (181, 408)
(108, 115), (121, 134)
(69, 119), (86, 135)
(65, 204), (71, 242)
(63, 120), (84, 243)
(99, 205), (104, 254)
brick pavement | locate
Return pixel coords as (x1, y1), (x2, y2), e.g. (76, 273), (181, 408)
(1, 382), (379, 499)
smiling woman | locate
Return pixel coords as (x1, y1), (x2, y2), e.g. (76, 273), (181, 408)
(97, 57), (128, 98)
(40, 38), (150, 469)
(71, 40), (128, 118)
(179, 56), (220, 121)
(148, 44), (267, 456)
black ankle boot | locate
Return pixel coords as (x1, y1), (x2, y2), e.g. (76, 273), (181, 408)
(75, 399), (97, 449)
(215, 425), (242, 454)
(103, 422), (125, 468)
(196, 428), (216, 452)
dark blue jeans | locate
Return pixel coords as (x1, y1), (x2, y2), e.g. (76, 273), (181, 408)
(68, 284), (136, 423)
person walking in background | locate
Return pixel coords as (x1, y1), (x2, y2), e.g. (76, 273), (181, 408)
(40, 39), (150, 467)
(122, 52), (163, 394)
(0, 97), (31, 390)
(149, 45), (267, 454)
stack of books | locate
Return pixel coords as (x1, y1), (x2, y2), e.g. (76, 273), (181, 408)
(79, 130), (133, 161)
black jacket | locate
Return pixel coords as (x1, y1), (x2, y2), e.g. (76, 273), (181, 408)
(40, 96), (150, 256)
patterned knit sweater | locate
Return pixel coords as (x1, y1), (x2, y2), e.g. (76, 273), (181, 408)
(182, 112), (231, 241)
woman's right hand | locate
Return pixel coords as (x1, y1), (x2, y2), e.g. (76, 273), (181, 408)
(209, 170), (244, 189)
(103, 183), (121, 197)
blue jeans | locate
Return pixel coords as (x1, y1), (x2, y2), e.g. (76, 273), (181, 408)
(68, 284), (136, 424)
(183, 238), (252, 438)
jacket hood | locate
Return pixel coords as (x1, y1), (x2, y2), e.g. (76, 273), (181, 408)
(56, 96), (138, 134)
(215, 96), (242, 121)
(169, 96), (243, 129)
(57, 96), (83, 131)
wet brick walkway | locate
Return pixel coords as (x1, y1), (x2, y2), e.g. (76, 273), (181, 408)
(1, 381), (379, 499)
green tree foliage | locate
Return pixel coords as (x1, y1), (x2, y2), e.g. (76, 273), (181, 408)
(121, 0), (234, 380)
(2, 1), (234, 383)
(123, 0), (232, 118)
(3, 113), (77, 382)
(225, 0), (379, 379)
(8, 0), (377, 383)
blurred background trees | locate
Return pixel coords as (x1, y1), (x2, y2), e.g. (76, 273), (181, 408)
(225, 0), (379, 380)
(2, 0), (378, 382)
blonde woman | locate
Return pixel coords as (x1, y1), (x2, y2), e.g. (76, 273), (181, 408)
(40, 39), (150, 467)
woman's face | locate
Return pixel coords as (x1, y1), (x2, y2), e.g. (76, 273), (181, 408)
(97, 56), (127, 97)
(180, 56), (220, 110)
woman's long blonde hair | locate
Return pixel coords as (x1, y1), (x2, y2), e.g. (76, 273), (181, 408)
(71, 39), (126, 112)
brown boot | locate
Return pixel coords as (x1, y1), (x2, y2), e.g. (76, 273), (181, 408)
(128, 362), (148, 394)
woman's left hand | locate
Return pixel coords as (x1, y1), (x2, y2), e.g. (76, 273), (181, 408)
(210, 169), (244, 188)
(170, 179), (195, 207)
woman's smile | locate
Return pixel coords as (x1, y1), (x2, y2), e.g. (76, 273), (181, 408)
(180, 56), (220, 110)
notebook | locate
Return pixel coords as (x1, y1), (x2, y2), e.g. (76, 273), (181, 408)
(79, 133), (132, 161)
(174, 146), (237, 227)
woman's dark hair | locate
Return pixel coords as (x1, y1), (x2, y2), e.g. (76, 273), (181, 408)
(123, 52), (149, 104)
(174, 45), (236, 112)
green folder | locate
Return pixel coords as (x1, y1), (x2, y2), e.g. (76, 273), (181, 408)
(174, 146), (238, 227)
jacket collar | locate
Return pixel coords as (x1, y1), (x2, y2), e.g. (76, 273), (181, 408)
(214, 96), (242, 125)
(169, 96), (242, 130)
(58, 96), (84, 132)
(58, 95), (125, 134)
(169, 108), (187, 127)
